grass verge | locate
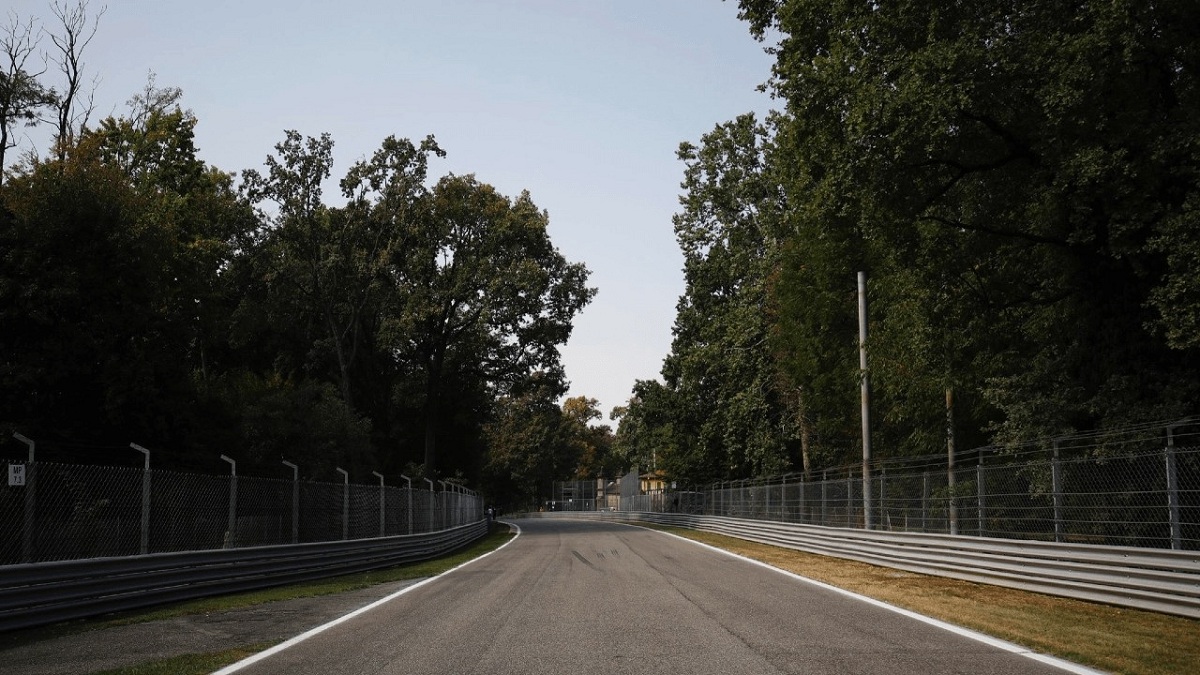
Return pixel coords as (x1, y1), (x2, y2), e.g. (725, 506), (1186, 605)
(90, 643), (277, 675)
(99, 525), (515, 627)
(0, 524), (515, 656)
(659, 526), (1200, 675)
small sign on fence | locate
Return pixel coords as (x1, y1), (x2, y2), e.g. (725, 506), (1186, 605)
(8, 463), (25, 487)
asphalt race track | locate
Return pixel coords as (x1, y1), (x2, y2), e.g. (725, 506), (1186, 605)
(216, 517), (1096, 675)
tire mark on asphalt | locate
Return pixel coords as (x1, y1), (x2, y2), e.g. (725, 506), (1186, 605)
(571, 550), (597, 570)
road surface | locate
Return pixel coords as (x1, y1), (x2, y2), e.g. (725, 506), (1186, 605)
(218, 517), (1092, 675)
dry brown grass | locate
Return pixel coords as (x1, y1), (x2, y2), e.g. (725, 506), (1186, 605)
(667, 528), (1200, 675)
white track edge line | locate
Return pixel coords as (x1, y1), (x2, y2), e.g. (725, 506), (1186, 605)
(210, 523), (522, 674)
(653, 528), (1105, 675)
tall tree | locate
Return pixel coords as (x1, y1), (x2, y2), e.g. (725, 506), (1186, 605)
(651, 113), (791, 482)
(561, 395), (618, 479)
(740, 0), (1200, 448)
(386, 173), (595, 475)
(0, 11), (55, 184)
(482, 374), (579, 510)
(48, 0), (102, 161)
(240, 131), (370, 405)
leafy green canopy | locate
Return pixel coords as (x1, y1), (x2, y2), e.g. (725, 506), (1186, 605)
(623, 0), (1200, 484)
(1, 89), (594, 488)
(753, 0), (1200, 450)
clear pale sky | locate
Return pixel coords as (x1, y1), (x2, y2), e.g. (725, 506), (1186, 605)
(7, 0), (776, 420)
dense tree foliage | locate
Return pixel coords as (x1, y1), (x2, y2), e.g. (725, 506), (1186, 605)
(482, 390), (616, 511)
(1, 72), (594, 493)
(618, 0), (1200, 484)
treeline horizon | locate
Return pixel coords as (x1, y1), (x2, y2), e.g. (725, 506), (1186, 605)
(6, 1), (1200, 502)
(612, 1), (1200, 485)
(0, 4), (624, 509)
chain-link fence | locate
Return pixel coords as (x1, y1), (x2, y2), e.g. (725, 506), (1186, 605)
(595, 422), (1200, 551)
(0, 459), (483, 565)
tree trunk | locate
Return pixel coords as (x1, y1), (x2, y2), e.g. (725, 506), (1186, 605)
(797, 387), (812, 480)
(324, 307), (352, 405)
(422, 347), (445, 476)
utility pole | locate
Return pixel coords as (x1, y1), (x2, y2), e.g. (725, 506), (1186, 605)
(858, 271), (873, 530)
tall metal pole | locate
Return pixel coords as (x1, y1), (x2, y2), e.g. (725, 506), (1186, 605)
(858, 271), (874, 529)
(131, 444), (151, 554)
(282, 460), (299, 544)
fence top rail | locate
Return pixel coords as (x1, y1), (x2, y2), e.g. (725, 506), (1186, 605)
(675, 443), (1200, 493)
(0, 460), (481, 494)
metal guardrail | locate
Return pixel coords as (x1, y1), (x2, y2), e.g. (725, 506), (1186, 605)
(0, 519), (487, 632)
(530, 511), (1200, 619)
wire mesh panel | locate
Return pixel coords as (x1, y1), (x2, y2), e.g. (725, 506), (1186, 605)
(634, 433), (1200, 551)
(151, 470), (228, 553)
(234, 476), (293, 547)
(0, 463), (143, 563)
(0, 458), (483, 566)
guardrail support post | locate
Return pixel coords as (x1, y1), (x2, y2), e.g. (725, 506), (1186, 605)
(131, 444), (151, 554)
(282, 460), (299, 544)
(336, 468), (349, 540)
(220, 455), (237, 547)
(13, 433), (35, 562)
(1166, 426), (1183, 550)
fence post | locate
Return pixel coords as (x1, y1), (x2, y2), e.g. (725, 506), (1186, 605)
(439, 481), (448, 530)
(976, 457), (986, 537)
(1166, 425), (1183, 550)
(848, 472), (857, 528)
(780, 475), (787, 521)
(131, 444), (151, 554)
(13, 433), (35, 562)
(401, 475), (413, 534)
(336, 468), (349, 540)
(424, 478), (434, 531)
(220, 455), (237, 548)
(879, 467), (887, 530)
(373, 471), (385, 537)
(921, 471), (929, 532)
(282, 460), (299, 544)
(799, 475), (806, 524)
(1052, 440), (1064, 543)
(821, 470), (828, 526)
